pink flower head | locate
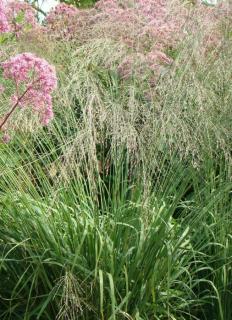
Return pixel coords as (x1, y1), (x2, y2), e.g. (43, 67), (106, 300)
(46, 3), (81, 39)
(6, 1), (38, 36)
(0, 0), (10, 33)
(46, 3), (79, 26)
(1, 52), (57, 125)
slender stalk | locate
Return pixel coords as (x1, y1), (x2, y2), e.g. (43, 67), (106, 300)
(0, 87), (31, 131)
(25, 0), (47, 17)
(29, 3), (47, 17)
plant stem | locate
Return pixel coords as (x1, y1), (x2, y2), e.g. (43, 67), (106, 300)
(0, 87), (30, 131)
(25, 0), (47, 16)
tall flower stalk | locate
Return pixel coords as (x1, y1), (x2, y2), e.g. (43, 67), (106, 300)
(0, 52), (57, 140)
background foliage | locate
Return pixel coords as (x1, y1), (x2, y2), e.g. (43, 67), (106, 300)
(60, 0), (97, 8)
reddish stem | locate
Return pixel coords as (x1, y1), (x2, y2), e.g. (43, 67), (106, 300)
(0, 86), (31, 131)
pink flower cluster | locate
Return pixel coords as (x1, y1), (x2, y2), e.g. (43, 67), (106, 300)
(1, 52), (57, 125)
(46, 3), (91, 40)
(93, 0), (187, 79)
(46, 3), (78, 39)
(0, 0), (10, 33)
(0, 0), (38, 36)
(46, 3), (79, 24)
(7, 1), (38, 36)
(46, 0), (189, 77)
(95, 0), (182, 41)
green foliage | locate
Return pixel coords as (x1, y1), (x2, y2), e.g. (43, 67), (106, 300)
(0, 130), (231, 319)
(60, 0), (97, 8)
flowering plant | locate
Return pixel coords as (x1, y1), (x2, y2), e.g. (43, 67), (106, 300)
(0, 52), (57, 142)
(0, 0), (10, 33)
(46, 3), (80, 39)
(6, 1), (38, 36)
(0, 0), (38, 37)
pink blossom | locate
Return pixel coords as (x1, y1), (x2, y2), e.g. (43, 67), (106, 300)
(44, 0), (229, 83)
(93, 0), (188, 48)
(46, 3), (79, 23)
(46, 3), (79, 37)
(0, 0), (10, 33)
(46, 3), (92, 40)
(1, 52), (57, 126)
(4, 0), (38, 36)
